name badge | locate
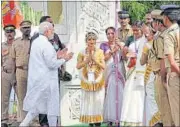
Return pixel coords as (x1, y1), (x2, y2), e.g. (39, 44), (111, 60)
(88, 71), (95, 82)
(112, 64), (116, 68)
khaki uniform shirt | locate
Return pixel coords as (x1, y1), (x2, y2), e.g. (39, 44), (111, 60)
(164, 23), (180, 68)
(2, 41), (16, 81)
(117, 24), (133, 43)
(10, 38), (30, 67)
(149, 30), (168, 72)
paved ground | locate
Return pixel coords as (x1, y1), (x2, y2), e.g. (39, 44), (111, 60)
(6, 121), (107, 127)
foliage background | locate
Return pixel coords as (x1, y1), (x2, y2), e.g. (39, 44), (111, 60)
(19, 1), (180, 25)
(120, 1), (180, 23)
(20, 1), (43, 26)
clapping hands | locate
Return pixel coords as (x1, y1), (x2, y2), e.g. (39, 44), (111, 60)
(64, 52), (74, 61)
(84, 52), (97, 65)
(57, 48), (68, 59)
(57, 48), (74, 61)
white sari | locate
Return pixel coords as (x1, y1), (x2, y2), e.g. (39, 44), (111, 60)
(120, 36), (147, 126)
(144, 72), (160, 126)
(78, 48), (105, 124)
(102, 43), (126, 123)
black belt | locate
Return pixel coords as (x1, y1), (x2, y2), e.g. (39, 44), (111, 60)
(16, 66), (28, 70)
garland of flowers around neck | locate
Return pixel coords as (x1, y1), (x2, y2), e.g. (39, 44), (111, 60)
(79, 48), (103, 84)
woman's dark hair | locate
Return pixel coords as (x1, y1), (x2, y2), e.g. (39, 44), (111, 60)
(39, 16), (51, 24)
(105, 27), (116, 34)
(131, 21), (143, 28)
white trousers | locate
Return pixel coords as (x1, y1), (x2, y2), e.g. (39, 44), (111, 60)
(20, 111), (57, 126)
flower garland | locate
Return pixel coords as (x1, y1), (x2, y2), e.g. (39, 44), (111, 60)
(79, 59), (105, 91)
(79, 67), (103, 84)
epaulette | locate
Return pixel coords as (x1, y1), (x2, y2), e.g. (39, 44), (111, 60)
(167, 26), (179, 34)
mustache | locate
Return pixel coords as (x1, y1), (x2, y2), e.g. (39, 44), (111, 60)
(8, 35), (12, 37)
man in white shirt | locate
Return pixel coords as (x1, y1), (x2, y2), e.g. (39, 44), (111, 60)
(19, 22), (73, 126)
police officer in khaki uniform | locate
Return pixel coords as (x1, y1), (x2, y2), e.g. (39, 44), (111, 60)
(149, 9), (174, 126)
(161, 5), (180, 126)
(117, 10), (133, 43)
(1, 25), (17, 125)
(10, 20), (32, 122)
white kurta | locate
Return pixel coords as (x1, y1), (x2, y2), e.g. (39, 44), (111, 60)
(23, 35), (65, 116)
(121, 36), (146, 125)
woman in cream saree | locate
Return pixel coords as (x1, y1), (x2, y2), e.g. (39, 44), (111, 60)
(76, 32), (105, 127)
(120, 21), (147, 126)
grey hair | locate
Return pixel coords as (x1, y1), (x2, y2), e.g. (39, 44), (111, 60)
(39, 22), (53, 35)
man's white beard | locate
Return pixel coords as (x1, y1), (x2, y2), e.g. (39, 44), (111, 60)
(48, 33), (54, 40)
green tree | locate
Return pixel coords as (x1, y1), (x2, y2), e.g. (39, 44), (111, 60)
(120, 1), (180, 23)
(20, 1), (43, 26)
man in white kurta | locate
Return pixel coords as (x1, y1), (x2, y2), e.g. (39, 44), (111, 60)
(20, 22), (73, 126)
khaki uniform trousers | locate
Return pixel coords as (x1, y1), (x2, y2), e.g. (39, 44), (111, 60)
(1, 71), (16, 121)
(16, 68), (28, 122)
(154, 73), (174, 126)
(167, 72), (180, 127)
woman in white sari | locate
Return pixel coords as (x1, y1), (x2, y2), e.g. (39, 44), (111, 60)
(100, 27), (126, 126)
(120, 21), (147, 126)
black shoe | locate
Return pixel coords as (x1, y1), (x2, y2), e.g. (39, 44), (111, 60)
(154, 122), (163, 127)
(89, 123), (94, 127)
(1, 123), (8, 127)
